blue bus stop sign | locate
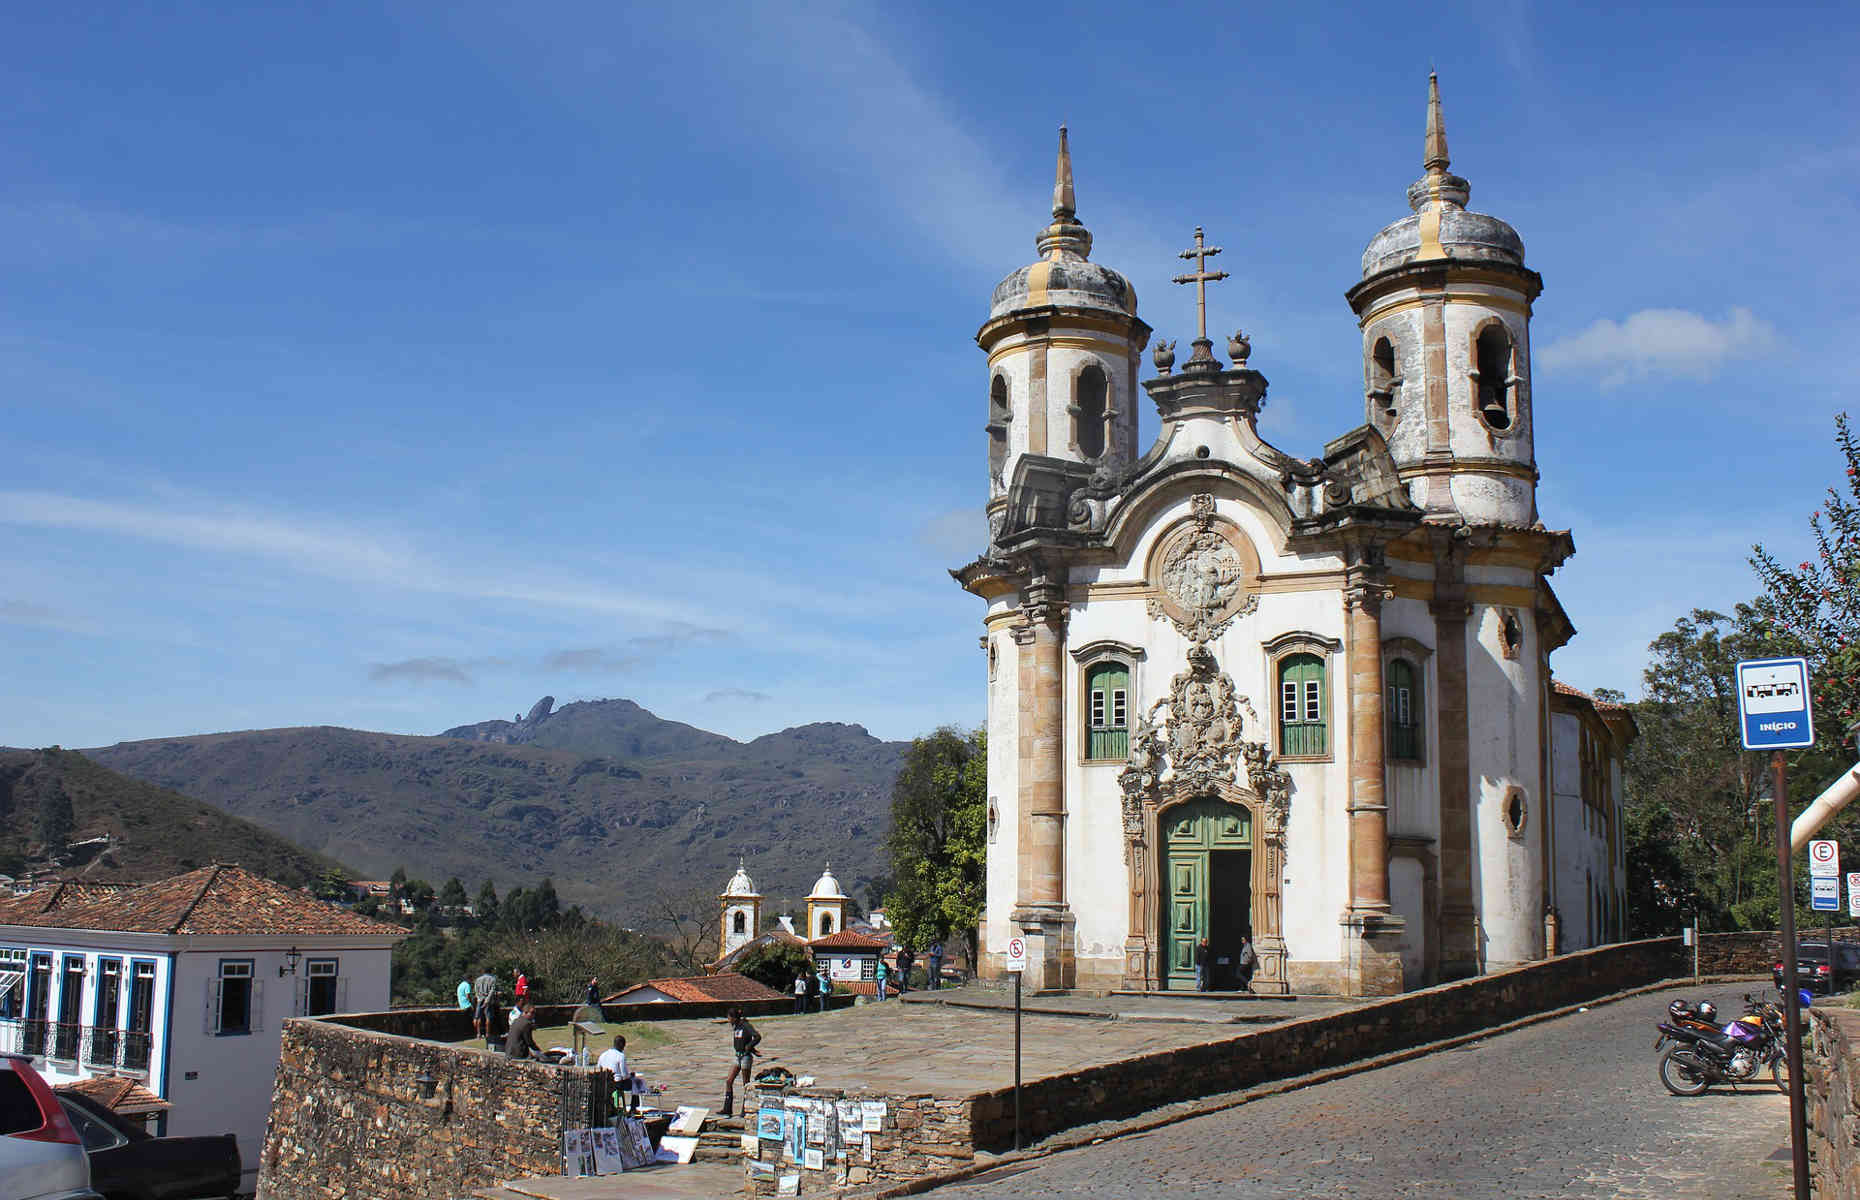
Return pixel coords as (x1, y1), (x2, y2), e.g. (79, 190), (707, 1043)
(1736, 657), (1816, 751)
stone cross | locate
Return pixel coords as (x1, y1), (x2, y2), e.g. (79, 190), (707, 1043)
(1171, 227), (1229, 343)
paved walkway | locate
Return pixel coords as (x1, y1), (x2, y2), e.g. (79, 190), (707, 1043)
(930, 984), (1792, 1199)
(512, 997), (1251, 1105)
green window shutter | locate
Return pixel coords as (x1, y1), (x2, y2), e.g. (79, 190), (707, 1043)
(1387, 659), (1421, 760)
(1278, 654), (1327, 757)
(1086, 662), (1131, 760)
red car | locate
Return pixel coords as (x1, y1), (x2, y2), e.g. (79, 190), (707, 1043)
(0, 1053), (102, 1200)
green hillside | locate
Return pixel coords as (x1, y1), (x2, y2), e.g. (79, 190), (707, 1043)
(87, 702), (904, 925)
(0, 747), (348, 887)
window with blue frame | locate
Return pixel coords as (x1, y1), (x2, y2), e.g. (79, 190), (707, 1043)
(89, 958), (122, 1067)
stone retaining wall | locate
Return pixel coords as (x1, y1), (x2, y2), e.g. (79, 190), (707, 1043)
(1806, 1006), (1860, 1200)
(742, 1090), (973, 1195)
(968, 937), (1686, 1149)
(335, 995), (820, 1043)
(1694, 930), (1860, 977)
(257, 1016), (614, 1200)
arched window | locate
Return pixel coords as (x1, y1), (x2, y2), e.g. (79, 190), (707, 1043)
(1369, 337), (1397, 415)
(988, 376), (1011, 480)
(732, 911), (747, 935)
(818, 912), (834, 936)
(1085, 660), (1130, 760)
(1277, 653), (1327, 757)
(1387, 658), (1421, 761)
(1075, 365), (1107, 459)
(1474, 324), (1513, 431)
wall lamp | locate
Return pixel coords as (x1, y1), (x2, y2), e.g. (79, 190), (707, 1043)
(278, 947), (301, 978)
(414, 1070), (438, 1100)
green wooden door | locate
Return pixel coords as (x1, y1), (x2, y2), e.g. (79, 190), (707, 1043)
(1161, 798), (1253, 990)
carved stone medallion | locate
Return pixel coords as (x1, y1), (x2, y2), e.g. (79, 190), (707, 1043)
(1145, 493), (1258, 643)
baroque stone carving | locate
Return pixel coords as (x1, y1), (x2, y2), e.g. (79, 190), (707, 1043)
(1146, 493), (1257, 642)
(1117, 643), (1285, 828)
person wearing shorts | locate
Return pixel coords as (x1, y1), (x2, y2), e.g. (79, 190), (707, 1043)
(721, 1007), (760, 1118)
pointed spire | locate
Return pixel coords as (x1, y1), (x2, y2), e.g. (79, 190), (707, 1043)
(1052, 125), (1076, 220)
(1424, 72), (1450, 174)
(1035, 124), (1092, 261)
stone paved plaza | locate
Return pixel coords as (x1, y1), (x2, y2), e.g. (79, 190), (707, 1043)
(501, 987), (1363, 1107)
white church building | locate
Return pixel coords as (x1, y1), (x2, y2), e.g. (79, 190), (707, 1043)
(954, 76), (1632, 996)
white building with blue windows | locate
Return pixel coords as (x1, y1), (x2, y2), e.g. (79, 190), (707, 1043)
(0, 864), (402, 1186)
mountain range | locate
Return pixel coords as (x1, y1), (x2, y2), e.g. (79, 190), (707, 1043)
(84, 698), (907, 925)
(0, 747), (346, 888)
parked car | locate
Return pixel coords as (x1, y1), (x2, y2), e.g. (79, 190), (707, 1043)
(54, 1093), (240, 1200)
(1772, 941), (1860, 995)
(0, 1053), (101, 1200)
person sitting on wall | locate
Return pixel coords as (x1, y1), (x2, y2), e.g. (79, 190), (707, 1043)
(456, 978), (472, 1010)
(505, 996), (540, 1061)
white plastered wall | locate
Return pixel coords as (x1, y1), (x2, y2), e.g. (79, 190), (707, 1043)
(981, 595), (1023, 972)
(1464, 592), (1546, 968)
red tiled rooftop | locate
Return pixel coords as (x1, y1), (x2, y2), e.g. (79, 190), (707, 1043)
(0, 865), (405, 938)
(809, 929), (891, 951)
(605, 971), (785, 1004)
(56, 1075), (171, 1115)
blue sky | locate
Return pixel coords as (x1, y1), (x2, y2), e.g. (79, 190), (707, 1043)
(2, 1), (1856, 749)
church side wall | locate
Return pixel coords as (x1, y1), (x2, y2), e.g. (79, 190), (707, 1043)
(1465, 596), (1546, 968)
(1549, 710), (1594, 950)
(980, 601), (1022, 976)
(1378, 593), (1441, 986)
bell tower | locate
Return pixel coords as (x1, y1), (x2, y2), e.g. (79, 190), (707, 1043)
(978, 128), (1151, 527)
(1346, 73), (1544, 526)
(719, 860), (761, 957)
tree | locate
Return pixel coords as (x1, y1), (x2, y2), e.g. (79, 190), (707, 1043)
(1620, 609), (1775, 934)
(647, 885), (722, 975)
(438, 876), (468, 913)
(734, 940), (814, 994)
(1753, 412), (1860, 754)
(35, 777), (73, 852)
(388, 866), (408, 904)
(311, 869), (352, 902)
(882, 727), (986, 966)
(476, 880), (500, 926)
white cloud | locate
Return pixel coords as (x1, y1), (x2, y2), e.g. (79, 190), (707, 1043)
(1537, 307), (1778, 388)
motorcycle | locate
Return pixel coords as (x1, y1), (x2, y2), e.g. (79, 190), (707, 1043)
(1653, 994), (1789, 1096)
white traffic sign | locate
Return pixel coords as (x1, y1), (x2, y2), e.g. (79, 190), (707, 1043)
(1811, 876), (1840, 912)
(1735, 657), (1816, 750)
(1004, 936), (1028, 973)
(1809, 839), (1841, 877)
(1849, 873), (1860, 918)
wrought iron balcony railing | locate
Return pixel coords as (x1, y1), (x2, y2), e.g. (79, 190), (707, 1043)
(0, 1019), (154, 1074)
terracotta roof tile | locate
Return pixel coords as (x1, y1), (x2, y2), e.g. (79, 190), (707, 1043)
(809, 929), (891, 951)
(0, 865), (404, 938)
(605, 972), (784, 1004)
(1553, 680), (1631, 713)
(55, 1075), (171, 1115)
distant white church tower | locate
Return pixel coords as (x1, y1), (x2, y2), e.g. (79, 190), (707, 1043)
(806, 865), (848, 939)
(719, 860), (762, 955)
(953, 80), (1632, 998)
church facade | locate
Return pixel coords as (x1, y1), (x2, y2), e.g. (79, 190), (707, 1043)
(955, 77), (1632, 997)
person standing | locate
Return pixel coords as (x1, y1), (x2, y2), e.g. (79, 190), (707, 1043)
(1237, 933), (1258, 994)
(597, 1034), (633, 1111)
(505, 997), (540, 1060)
(815, 966), (831, 1012)
(584, 976), (602, 1018)
(456, 978), (472, 1010)
(896, 947), (915, 992)
(793, 973), (808, 1015)
(721, 1008), (760, 1118)
(1194, 937), (1210, 992)
(472, 971), (498, 1047)
(514, 970), (529, 1002)
(928, 941), (944, 990)
(875, 958), (889, 1002)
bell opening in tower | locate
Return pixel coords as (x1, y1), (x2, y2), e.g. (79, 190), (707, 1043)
(1475, 324), (1514, 431)
(1075, 365), (1107, 459)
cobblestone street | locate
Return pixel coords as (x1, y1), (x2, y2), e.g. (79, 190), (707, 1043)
(934, 985), (1792, 1199)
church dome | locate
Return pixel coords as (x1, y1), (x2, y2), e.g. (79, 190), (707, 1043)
(808, 865), (844, 900)
(722, 860), (759, 898)
(1360, 74), (1526, 280)
(989, 126), (1137, 321)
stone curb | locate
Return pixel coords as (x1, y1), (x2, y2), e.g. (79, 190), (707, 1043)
(864, 974), (1768, 1198)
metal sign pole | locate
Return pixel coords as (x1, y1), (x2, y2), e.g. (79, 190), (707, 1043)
(1013, 969), (1022, 1152)
(1774, 751), (1809, 1200)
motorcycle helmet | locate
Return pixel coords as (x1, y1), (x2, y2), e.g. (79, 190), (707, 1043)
(1696, 1001), (1718, 1022)
(1667, 999), (1690, 1018)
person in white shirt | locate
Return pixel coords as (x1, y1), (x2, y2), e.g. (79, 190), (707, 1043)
(597, 1034), (634, 1110)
